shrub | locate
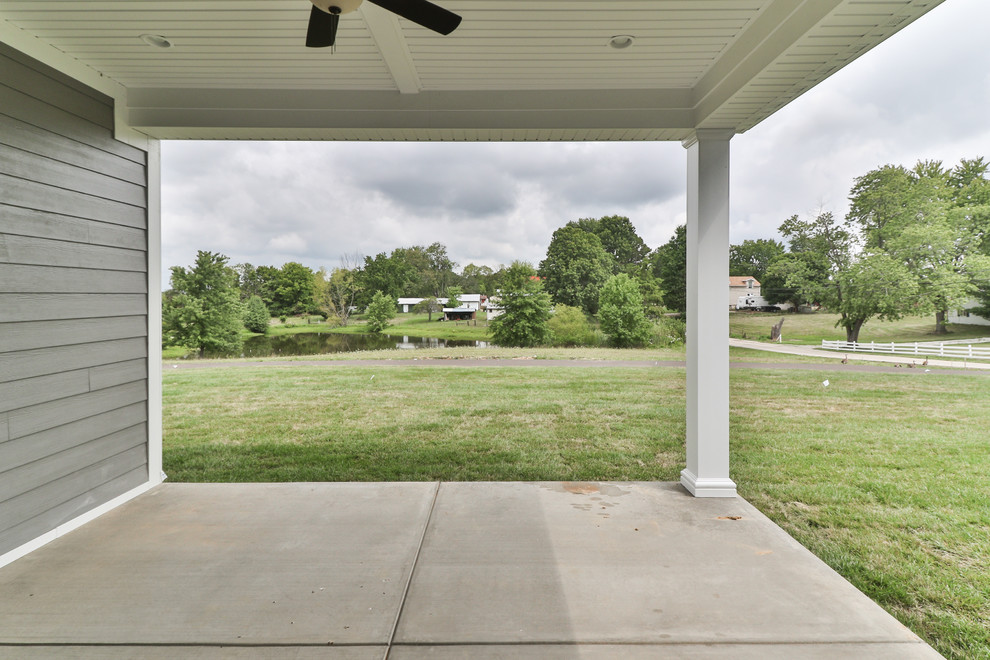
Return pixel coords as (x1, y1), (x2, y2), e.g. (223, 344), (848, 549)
(649, 316), (686, 347)
(548, 304), (598, 346)
(242, 296), (270, 334)
(366, 291), (397, 334)
(598, 274), (652, 347)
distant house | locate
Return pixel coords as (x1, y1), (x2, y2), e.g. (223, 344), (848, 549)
(397, 298), (425, 313)
(397, 294), (485, 313)
(729, 276), (760, 309)
(443, 307), (477, 321)
(948, 301), (990, 326)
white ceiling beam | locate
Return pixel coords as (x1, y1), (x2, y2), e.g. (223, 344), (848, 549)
(360, 2), (421, 94)
(691, 0), (843, 127)
(125, 87), (695, 136)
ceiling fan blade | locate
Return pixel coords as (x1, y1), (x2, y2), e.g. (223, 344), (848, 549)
(368, 0), (461, 35)
(306, 5), (340, 48)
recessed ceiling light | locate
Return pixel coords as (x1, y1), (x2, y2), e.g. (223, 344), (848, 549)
(608, 35), (635, 50)
(140, 34), (173, 49)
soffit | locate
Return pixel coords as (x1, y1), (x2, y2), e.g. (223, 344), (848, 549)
(0, 0), (945, 141)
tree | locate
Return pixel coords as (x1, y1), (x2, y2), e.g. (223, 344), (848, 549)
(648, 225), (687, 315)
(887, 219), (989, 334)
(446, 285), (463, 309)
(315, 266), (362, 326)
(598, 274), (652, 347)
(769, 212), (918, 342)
(162, 251), (243, 356)
(459, 263), (495, 294)
(271, 262), (317, 316)
(234, 263), (266, 301)
(729, 239), (785, 284)
(242, 295), (270, 333)
(846, 164), (919, 250)
(253, 265), (281, 310)
(413, 296), (442, 321)
(366, 291), (396, 334)
(568, 215), (650, 269)
(424, 242), (457, 297)
(849, 158), (990, 333)
(952, 158), (990, 318)
(357, 251), (417, 307)
(539, 225), (613, 314)
(490, 262), (551, 347)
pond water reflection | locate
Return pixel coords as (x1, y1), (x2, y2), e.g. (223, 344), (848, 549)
(198, 332), (487, 359)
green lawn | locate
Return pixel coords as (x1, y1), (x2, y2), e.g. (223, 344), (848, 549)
(163, 361), (990, 659)
(730, 311), (990, 345)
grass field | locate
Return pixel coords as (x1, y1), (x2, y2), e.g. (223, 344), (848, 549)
(163, 361), (990, 659)
(163, 309), (990, 361)
(730, 311), (990, 345)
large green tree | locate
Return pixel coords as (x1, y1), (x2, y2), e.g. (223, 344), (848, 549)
(568, 215), (650, 269)
(849, 158), (990, 333)
(357, 251), (416, 307)
(163, 251), (243, 356)
(459, 263), (495, 294)
(269, 262), (316, 316)
(846, 164), (920, 250)
(952, 159), (990, 318)
(423, 242), (458, 297)
(539, 225), (613, 314)
(490, 262), (551, 347)
(729, 238), (785, 284)
(648, 225), (687, 315)
(769, 212), (917, 342)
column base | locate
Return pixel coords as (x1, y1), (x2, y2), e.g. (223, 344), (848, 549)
(680, 469), (737, 498)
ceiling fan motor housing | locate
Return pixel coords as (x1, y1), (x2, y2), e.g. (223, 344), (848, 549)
(312, 0), (363, 14)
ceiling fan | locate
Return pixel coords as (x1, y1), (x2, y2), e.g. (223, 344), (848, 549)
(306, 0), (461, 49)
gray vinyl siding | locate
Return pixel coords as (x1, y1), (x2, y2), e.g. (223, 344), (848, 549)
(0, 43), (149, 557)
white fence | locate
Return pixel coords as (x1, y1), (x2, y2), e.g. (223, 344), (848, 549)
(821, 340), (990, 360)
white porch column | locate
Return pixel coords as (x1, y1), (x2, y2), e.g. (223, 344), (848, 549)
(680, 130), (737, 498)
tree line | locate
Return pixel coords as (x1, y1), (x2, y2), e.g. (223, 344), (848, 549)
(162, 216), (689, 353)
(163, 156), (990, 353)
(730, 157), (990, 341)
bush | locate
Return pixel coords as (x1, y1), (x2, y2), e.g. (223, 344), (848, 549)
(366, 291), (397, 334)
(548, 304), (598, 347)
(598, 274), (652, 347)
(242, 296), (270, 334)
(649, 316), (686, 347)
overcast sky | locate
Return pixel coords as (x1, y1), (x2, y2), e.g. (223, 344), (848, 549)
(161, 0), (990, 282)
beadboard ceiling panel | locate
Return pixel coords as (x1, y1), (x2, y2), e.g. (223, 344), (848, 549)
(0, 0), (946, 141)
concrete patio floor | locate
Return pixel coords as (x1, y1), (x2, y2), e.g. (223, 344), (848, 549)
(0, 482), (942, 659)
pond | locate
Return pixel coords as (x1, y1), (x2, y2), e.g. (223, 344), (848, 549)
(195, 333), (488, 359)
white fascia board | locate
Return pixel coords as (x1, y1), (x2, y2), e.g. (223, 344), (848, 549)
(0, 18), (149, 148)
(125, 88), (696, 137)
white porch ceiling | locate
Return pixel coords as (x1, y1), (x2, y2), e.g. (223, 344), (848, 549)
(0, 0), (945, 141)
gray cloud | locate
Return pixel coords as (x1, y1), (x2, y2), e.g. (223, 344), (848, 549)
(162, 0), (990, 283)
